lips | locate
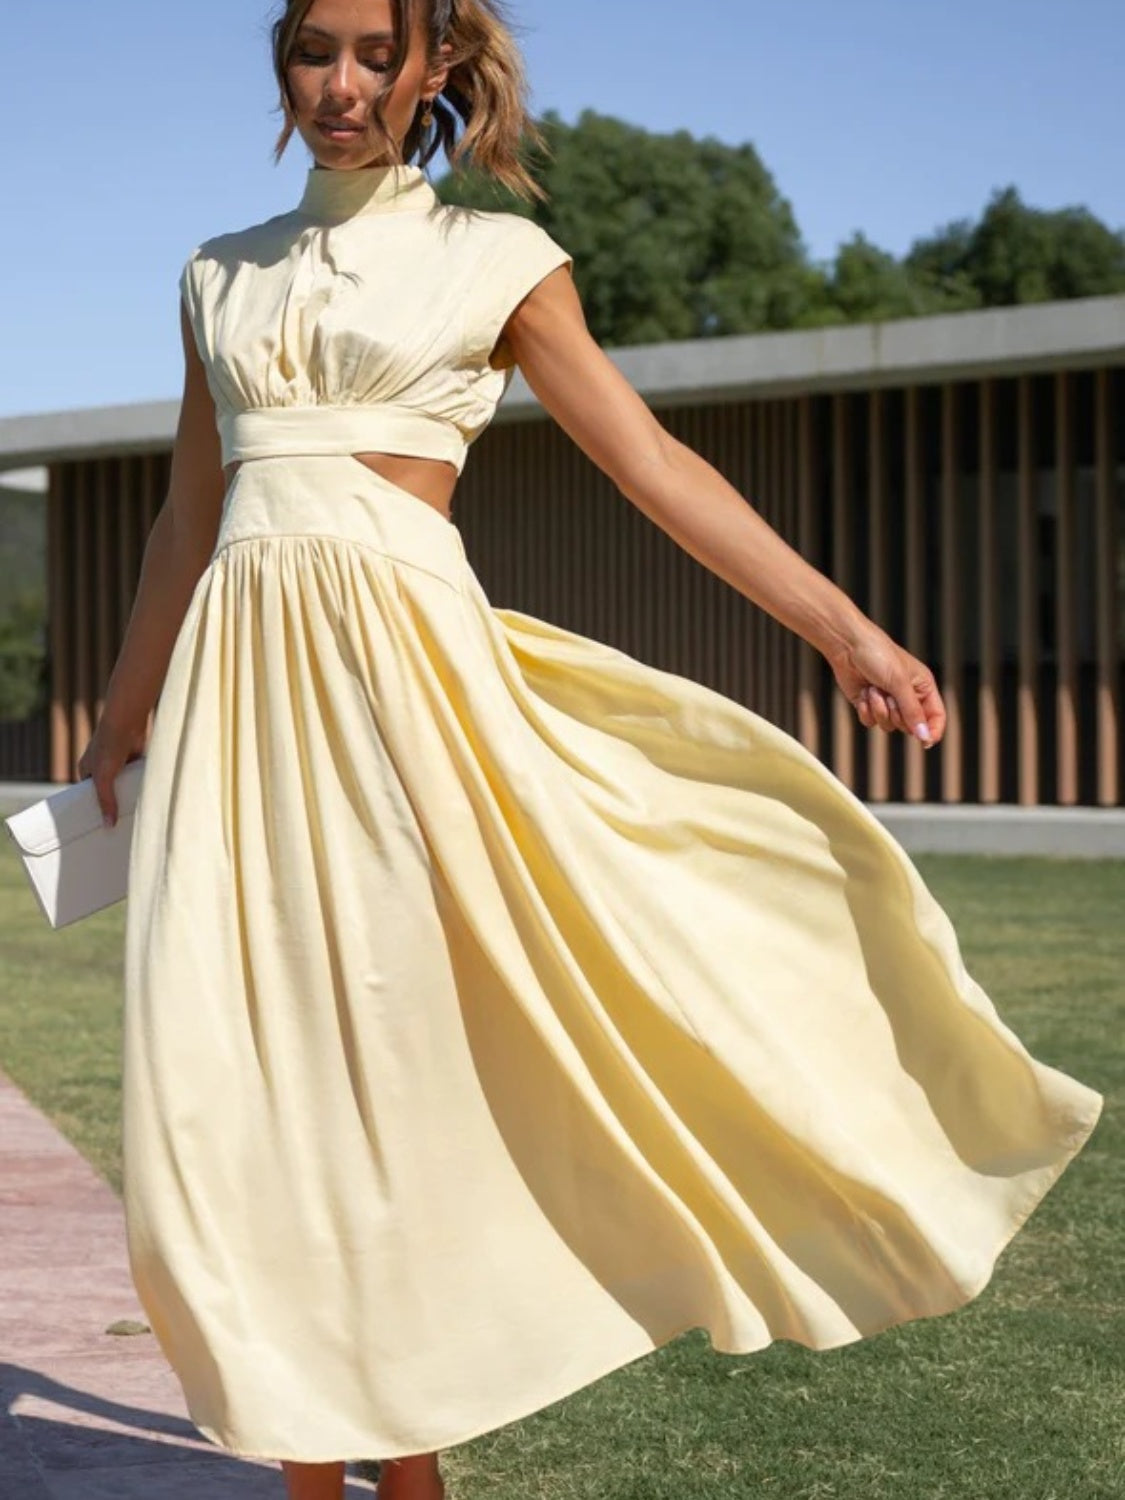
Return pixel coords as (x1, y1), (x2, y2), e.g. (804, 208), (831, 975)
(317, 118), (365, 132)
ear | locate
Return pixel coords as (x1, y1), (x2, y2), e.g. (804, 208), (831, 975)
(426, 42), (452, 96)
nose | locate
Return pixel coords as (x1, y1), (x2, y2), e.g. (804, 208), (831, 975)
(323, 49), (360, 102)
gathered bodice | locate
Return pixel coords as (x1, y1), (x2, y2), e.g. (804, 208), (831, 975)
(179, 163), (573, 474)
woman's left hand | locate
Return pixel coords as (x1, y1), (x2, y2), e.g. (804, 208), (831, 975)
(824, 623), (946, 748)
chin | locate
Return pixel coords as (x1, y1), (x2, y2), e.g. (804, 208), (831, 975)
(305, 139), (398, 173)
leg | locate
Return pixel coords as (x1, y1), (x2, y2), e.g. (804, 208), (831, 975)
(376, 1452), (445, 1499)
(281, 1460), (346, 1500)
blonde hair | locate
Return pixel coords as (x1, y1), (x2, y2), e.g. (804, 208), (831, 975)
(269, 0), (548, 202)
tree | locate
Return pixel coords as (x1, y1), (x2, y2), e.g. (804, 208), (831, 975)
(438, 119), (1125, 341)
(900, 218), (981, 311)
(825, 233), (951, 322)
(905, 186), (1125, 307)
(0, 589), (47, 721)
(438, 109), (825, 347)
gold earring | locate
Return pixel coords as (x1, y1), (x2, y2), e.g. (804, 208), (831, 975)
(420, 98), (434, 129)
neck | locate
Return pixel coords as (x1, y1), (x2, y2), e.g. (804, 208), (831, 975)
(295, 160), (438, 224)
(311, 154), (396, 171)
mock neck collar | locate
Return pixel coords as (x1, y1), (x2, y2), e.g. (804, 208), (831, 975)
(296, 162), (438, 224)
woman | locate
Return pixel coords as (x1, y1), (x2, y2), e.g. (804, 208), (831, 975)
(77, 2), (1103, 1498)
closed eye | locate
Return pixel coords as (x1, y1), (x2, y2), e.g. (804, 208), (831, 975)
(294, 48), (391, 72)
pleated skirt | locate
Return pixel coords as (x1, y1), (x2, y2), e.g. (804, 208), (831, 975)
(121, 453), (1104, 1463)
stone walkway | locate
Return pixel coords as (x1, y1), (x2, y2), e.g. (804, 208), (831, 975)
(0, 1067), (377, 1498)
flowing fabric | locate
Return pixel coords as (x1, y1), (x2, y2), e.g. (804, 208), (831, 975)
(122, 453), (1104, 1463)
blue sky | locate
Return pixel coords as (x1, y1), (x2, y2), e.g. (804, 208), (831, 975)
(1, 0), (1121, 418)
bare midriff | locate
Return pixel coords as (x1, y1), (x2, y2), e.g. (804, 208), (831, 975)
(223, 452), (458, 521)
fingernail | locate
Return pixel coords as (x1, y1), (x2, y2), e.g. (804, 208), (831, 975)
(914, 723), (932, 743)
(103, 813), (114, 829)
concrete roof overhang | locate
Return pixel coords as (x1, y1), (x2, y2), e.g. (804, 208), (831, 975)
(1, 292), (1122, 472)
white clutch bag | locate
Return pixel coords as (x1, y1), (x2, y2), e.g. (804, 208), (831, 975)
(3, 757), (147, 929)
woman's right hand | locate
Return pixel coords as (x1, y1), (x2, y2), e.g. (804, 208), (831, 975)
(76, 719), (148, 829)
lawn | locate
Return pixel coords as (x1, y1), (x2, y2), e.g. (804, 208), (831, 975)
(1, 832), (1122, 1499)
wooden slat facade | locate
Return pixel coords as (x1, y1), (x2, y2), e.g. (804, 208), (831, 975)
(42, 453), (169, 783)
(11, 366), (1125, 804)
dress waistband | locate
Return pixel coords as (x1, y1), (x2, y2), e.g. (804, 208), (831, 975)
(219, 404), (469, 473)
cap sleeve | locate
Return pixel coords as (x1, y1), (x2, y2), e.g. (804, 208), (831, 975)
(178, 246), (205, 358)
(465, 216), (573, 371)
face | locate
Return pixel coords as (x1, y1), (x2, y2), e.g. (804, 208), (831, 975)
(285, 0), (450, 169)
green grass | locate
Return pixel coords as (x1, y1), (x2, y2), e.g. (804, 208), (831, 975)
(2, 834), (1122, 1499)
(1, 830), (127, 1190)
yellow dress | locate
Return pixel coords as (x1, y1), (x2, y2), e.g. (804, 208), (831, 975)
(122, 162), (1104, 1464)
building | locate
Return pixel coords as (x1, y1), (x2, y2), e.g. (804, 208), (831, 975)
(1, 293), (1122, 807)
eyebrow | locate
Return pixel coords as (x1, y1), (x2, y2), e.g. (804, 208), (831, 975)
(297, 24), (395, 41)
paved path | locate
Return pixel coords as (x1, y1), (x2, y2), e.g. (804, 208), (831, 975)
(0, 1068), (377, 1498)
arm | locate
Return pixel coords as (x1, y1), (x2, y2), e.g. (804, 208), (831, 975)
(77, 298), (228, 821)
(501, 271), (945, 748)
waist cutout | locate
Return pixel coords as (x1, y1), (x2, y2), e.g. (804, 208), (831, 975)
(220, 404), (469, 474)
